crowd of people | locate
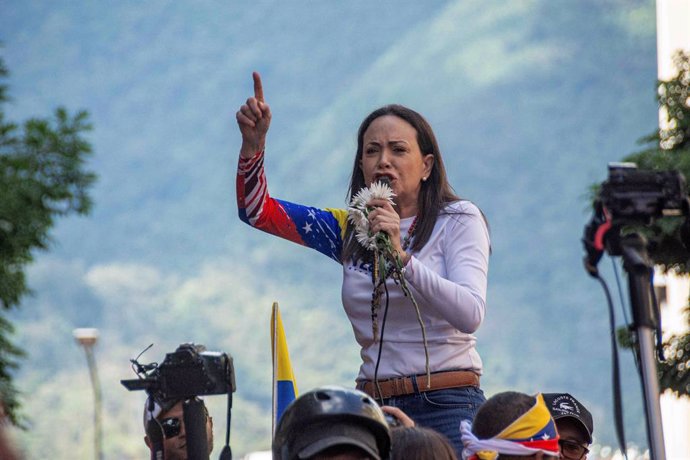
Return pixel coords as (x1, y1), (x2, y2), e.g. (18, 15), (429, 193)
(141, 386), (594, 460)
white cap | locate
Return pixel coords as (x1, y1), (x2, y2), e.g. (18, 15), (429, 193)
(143, 396), (164, 429)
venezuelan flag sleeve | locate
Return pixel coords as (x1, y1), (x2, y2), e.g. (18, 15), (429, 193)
(237, 150), (348, 263)
(271, 302), (298, 433)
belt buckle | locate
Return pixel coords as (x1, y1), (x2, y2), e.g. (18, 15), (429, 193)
(392, 377), (402, 396)
(394, 376), (411, 397)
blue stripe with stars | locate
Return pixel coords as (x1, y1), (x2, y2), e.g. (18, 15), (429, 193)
(277, 199), (346, 263)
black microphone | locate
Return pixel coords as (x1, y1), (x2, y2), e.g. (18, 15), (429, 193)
(376, 176), (391, 188)
(146, 419), (165, 460)
(183, 398), (210, 460)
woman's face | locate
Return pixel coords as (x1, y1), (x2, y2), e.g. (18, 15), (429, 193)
(360, 115), (434, 211)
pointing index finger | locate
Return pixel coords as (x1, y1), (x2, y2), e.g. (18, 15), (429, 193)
(253, 71), (264, 102)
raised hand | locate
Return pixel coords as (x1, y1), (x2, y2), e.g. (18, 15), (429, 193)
(237, 72), (272, 158)
(367, 198), (403, 255)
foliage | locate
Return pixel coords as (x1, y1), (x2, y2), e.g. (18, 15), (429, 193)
(0, 56), (96, 424)
(611, 51), (690, 397)
(658, 307), (690, 396)
(622, 51), (690, 273)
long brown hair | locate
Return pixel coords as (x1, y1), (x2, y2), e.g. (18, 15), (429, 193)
(390, 427), (458, 460)
(342, 104), (459, 264)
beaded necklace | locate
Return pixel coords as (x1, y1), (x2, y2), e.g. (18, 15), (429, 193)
(402, 215), (419, 252)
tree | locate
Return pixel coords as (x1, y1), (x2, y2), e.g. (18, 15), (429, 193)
(0, 55), (96, 424)
(617, 51), (690, 397)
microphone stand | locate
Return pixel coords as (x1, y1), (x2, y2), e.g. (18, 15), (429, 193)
(617, 233), (666, 460)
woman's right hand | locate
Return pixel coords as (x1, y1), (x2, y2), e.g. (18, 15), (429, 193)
(381, 406), (415, 428)
(237, 72), (272, 158)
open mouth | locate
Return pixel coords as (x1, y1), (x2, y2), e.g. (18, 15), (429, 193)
(374, 174), (395, 183)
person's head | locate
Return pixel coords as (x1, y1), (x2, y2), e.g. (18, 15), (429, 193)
(390, 426), (457, 460)
(273, 386), (391, 460)
(542, 393), (593, 460)
(343, 105), (459, 261)
(143, 396), (214, 460)
(461, 392), (560, 460)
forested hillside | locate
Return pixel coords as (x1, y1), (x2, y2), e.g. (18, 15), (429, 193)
(1, 0), (659, 456)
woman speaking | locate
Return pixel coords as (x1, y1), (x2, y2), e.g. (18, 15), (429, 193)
(235, 72), (490, 454)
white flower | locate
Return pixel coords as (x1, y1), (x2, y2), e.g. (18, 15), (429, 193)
(347, 206), (375, 250)
(368, 180), (395, 203)
(349, 187), (371, 211)
(347, 182), (395, 251)
(356, 228), (377, 250)
(347, 208), (367, 228)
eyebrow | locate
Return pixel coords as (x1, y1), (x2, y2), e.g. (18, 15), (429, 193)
(365, 139), (411, 146)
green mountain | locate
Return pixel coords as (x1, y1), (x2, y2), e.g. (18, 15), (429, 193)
(2, 0), (661, 457)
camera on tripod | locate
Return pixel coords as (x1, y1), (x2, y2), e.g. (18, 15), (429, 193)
(121, 343), (236, 401)
(583, 162), (689, 273)
(597, 162), (687, 224)
(583, 163), (690, 460)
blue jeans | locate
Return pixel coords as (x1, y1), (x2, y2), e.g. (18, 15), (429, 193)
(381, 385), (485, 457)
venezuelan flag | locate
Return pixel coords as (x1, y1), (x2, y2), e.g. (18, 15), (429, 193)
(271, 302), (298, 433)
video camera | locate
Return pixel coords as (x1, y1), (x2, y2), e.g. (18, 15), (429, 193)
(121, 343), (236, 401)
(123, 343), (237, 460)
(583, 163), (689, 274)
(597, 162), (687, 224)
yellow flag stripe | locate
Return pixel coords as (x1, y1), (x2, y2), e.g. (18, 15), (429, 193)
(325, 208), (349, 240)
(271, 302), (298, 388)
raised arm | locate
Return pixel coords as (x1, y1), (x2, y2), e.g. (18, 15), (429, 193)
(235, 73), (348, 263)
(236, 72), (271, 159)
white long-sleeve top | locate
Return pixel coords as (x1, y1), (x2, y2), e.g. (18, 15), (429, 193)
(343, 203), (489, 380)
(237, 150), (490, 381)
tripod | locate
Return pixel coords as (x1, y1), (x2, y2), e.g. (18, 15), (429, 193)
(618, 232), (666, 460)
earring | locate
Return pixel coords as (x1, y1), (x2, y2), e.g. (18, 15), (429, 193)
(422, 176), (427, 182)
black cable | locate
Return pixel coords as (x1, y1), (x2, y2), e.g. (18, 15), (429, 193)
(219, 391), (233, 460)
(373, 279), (391, 406)
(648, 270), (665, 362)
(612, 259), (640, 371)
(226, 392), (231, 446)
(594, 271), (628, 460)
(612, 258), (631, 326)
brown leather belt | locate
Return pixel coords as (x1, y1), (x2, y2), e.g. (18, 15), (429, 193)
(357, 370), (480, 399)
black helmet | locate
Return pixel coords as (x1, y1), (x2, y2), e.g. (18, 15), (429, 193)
(273, 386), (391, 460)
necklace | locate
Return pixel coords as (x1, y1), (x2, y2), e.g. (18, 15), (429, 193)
(402, 215), (418, 251)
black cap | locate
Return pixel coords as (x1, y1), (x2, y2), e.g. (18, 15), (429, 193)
(543, 393), (594, 443)
(273, 386), (391, 460)
(295, 420), (382, 460)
